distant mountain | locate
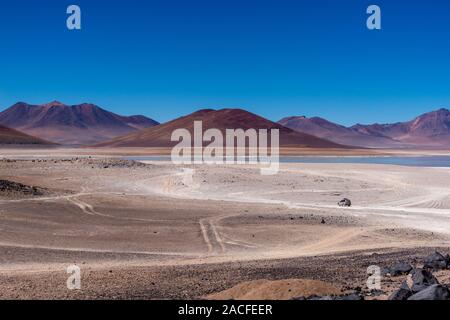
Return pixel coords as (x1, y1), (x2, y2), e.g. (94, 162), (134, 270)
(351, 108), (450, 147)
(0, 125), (54, 145)
(278, 116), (404, 148)
(0, 101), (159, 145)
(95, 108), (348, 148)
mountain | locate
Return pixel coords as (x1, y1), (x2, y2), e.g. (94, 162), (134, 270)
(95, 108), (348, 148)
(0, 101), (159, 145)
(278, 116), (404, 148)
(0, 125), (54, 145)
(351, 108), (450, 147)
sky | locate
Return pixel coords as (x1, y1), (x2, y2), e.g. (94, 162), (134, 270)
(0, 0), (449, 126)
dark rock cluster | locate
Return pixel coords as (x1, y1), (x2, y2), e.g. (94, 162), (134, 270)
(389, 251), (450, 300)
(0, 180), (46, 196)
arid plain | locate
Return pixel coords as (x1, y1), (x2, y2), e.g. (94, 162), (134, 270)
(1, 148), (450, 299)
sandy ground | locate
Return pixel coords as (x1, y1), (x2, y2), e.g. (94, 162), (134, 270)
(0, 150), (450, 299)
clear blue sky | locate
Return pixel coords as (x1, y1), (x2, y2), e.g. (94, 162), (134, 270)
(0, 0), (449, 125)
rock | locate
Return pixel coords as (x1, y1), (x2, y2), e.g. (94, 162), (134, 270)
(423, 251), (449, 270)
(0, 180), (46, 196)
(368, 289), (385, 297)
(390, 262), (413, 276)
(410, 268), (439, 293)
(307, 296), (333, 300)
(381, 267), (392, 276)
(408, 285), (450, 300)
(389, 281), (412, 301)
(335, 293), (363, 301)
(307, 293), (363, 300)
(338, 198), (352, 207)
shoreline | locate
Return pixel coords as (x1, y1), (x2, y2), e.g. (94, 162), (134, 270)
(1, 146), (450, 158)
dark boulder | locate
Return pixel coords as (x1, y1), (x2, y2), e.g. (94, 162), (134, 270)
(381, 267), (392, 276)
(335, 293), (363, 301)
(306, 293), (363, 301)
(368, 289), (385, 297)
(307, 296), (333, 300)
(424, 251), (449, 271)
(408, 285), (450, 300)
(410, 268), (439, 293)
(338, 198), (352, 207)
(388, 281), (412, 301)
(390, 262), (413, 276)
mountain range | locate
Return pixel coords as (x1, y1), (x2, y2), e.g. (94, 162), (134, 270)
(279, 108), (450, 148)
(351, 108), (450, 147)
(0, 101), (448, 149)
(278, 116), (403, 148)
(0, 101), (159, 145)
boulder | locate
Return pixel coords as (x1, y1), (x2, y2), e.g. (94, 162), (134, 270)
(338, 198), (352, 207)
(307, 296), (333, 300)
(389, 262), (413, 276)
(408, 285), (450, 300)
(307, 293), (363, 301)
(335, 293), (364, 301)
(388, 281), (412, 301)
(423, 251), (449, 270)
(368, 289), (385, 297)
(381, 267), (392, 276)
(410, 268), (439, 293)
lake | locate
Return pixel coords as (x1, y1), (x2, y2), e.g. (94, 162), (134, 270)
(125, 156), (450, 167)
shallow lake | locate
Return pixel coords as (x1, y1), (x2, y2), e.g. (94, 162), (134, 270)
(126, 156), (450, 167)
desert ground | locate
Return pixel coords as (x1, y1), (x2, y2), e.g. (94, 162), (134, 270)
(0, 148), (450, 299)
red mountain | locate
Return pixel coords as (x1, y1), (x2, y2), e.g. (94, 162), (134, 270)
(0, 101), (159, 145)
(0, 125), (54, 145)
(278, 116), (404, 148)
(351, 108), (450, 147)
(95, 108), (348, 148)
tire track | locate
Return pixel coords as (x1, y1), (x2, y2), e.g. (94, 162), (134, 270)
(199, 218), (226, 255)
(67, 196), (111, 218)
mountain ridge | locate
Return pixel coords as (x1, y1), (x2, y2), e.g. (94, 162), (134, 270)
(279, 108), (450, 148)
(94, 108), (349, 148)
(0, 101), (159, 145)
(0, 124), (54, 145)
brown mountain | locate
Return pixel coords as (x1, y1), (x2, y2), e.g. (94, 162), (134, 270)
(351, 108), (450, 147)
(278, 116), (404, 148)
(95, 108), (348, 148)
(0, 125), (54, 145)
(0, 101), (159, 145)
